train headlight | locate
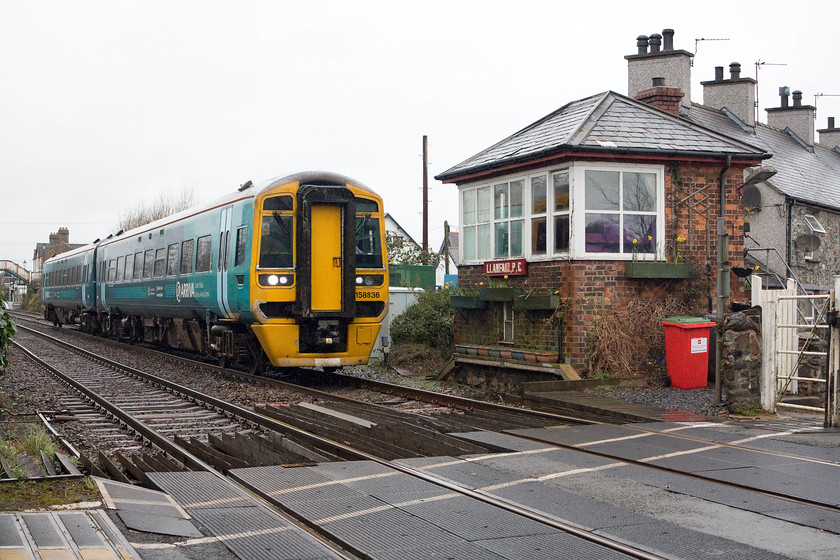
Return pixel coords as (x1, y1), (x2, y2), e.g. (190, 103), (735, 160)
(259, 273), (294, 287)
(354, 274), (384, 287)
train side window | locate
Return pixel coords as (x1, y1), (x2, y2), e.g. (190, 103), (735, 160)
(195, 235), (212, 272)
(133, 252), (143, 279)
(153, 248), (166, 277)
(107, 260), (116, 282)
(143, 250), (154, 278)
(167, 243), (179, 276)
(75, 266), (80, 285)
(180, 239), (194, 274)
(116, 256), (124, 281)
(235, 226), (247, 267)
(124, 254), (133, 280)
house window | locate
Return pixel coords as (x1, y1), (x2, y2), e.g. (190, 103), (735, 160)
(582, 168), (658, 256)
(553, 171), (570, 253)
(502, 302), (514, 343)
(493, 180), (524, 258)
(458, 163), (662, 263)
(461, 187), (492, 261)
(531, 176), (547, 255)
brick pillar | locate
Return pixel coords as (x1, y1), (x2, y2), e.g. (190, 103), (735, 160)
(635, 86), (685, 116)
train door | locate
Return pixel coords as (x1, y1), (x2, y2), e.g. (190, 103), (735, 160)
(216, 205), (234, 318)
(310, 204), (343, 311)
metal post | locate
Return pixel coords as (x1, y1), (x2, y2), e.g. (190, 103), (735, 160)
(715, 217), (730, 405)
(422, 135), (428, 252)
(444, 221), (450, 275)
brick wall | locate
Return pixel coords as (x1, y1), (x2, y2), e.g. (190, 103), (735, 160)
(453, 162), (748, 374)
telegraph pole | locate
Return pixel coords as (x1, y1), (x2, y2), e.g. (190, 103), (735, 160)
(422, 135), (429, 252)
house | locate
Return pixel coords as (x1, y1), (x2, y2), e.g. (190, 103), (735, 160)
(682, 66), (840, 296)
(435, 29), (771, 374)
(31, 227), (84, 286)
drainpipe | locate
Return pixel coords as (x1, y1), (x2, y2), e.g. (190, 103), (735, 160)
(715, 155), (732, 405)
(786, 197), (795, 272)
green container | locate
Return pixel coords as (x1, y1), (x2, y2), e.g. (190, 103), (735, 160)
(389, 264), (436, 291)
(514, 293), (560, 310)
(625, 262), (694, 279)
(662, 315), (714, 324)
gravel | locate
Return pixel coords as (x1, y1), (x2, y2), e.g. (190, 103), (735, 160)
(585, 385), (724, 418)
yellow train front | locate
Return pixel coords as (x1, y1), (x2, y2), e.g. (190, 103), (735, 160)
(247, 172), (389, 369)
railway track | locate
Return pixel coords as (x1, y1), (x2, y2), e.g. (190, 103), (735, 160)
(10, 321), (671, 560)
(8, 314), (838, 558)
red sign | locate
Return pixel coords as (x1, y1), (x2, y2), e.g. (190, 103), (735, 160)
(484, 258), (527, 276)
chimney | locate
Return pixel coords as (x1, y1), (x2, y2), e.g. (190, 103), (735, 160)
(626, 28), (693, 108)
(766, 88), (815, 146)
(700, 62), (757, 126)
(818, 116), (840, 150)
(635, 78), (685, 115)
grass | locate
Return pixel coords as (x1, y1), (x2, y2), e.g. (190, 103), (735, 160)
(0, 479), (101, 510)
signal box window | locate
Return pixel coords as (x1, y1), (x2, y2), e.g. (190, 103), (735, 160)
(180, 240), (194, 274)
(259, 216), (293, 268)
(195, 235), (212, 272)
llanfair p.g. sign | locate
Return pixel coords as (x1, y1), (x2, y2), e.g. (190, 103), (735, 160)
(484, 258), (527, 276)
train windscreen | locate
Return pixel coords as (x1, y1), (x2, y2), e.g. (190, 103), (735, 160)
(355, 216), (382, 269)
(259, 214), (293, 268)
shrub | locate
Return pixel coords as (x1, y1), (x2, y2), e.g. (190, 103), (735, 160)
(0, 294), (16, 374)
(587, 297), (692, 379)
(389, 290), (453, 357)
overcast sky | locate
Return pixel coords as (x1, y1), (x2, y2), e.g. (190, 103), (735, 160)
(2, 0), (838, 268)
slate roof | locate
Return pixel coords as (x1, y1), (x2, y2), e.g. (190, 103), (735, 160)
(435, 91), (767, 182)
(682, 104), (840, 211)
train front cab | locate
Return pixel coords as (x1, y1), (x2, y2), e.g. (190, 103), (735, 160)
(249, 179), (388, 367)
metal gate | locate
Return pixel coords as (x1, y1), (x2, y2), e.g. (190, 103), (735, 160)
(751, 276), (839, 426)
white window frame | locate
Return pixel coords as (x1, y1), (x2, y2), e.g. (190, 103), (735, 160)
(572, 162), (664, 260)
(457, 162), (664, 264)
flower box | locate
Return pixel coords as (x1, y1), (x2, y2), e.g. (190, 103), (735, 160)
(453, 344), (559, 364)
(478, 287), (517, 301)
(624, 262), (695, 279)
(449, 295), (487, 309)
(514, 293), (560, 310)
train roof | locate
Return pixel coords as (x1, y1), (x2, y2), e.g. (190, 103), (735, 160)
(43, 241), (98, 265)
(56, 172), (380, 256)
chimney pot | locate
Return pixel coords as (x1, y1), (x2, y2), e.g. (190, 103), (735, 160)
(662, 29), (674, 51)
(793, 90), (802, 108)
(829, 117), (836, 129)
(714, 66), (724, 81)
(651, 77), (665, 87)
(636, 35), (649, 55)
(648, 33), (662, 53)
(729, 62), (741, 79)
(780, 86), (790, 108)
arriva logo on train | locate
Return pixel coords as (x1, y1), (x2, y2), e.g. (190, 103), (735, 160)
(176, 281), (208, 302)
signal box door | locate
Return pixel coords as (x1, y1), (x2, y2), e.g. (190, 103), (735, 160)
(310, 204), (343, 311)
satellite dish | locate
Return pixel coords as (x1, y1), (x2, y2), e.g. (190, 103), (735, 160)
(795, 233), (821, 253)
(742, 184), (762, 212)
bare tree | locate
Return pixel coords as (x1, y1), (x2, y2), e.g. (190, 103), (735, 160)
(118, 188), (198, 231)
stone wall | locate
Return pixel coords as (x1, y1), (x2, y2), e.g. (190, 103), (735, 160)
(720, 307), (762, 411)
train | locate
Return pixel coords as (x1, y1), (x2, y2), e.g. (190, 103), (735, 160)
(42, 172), (389, 373)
